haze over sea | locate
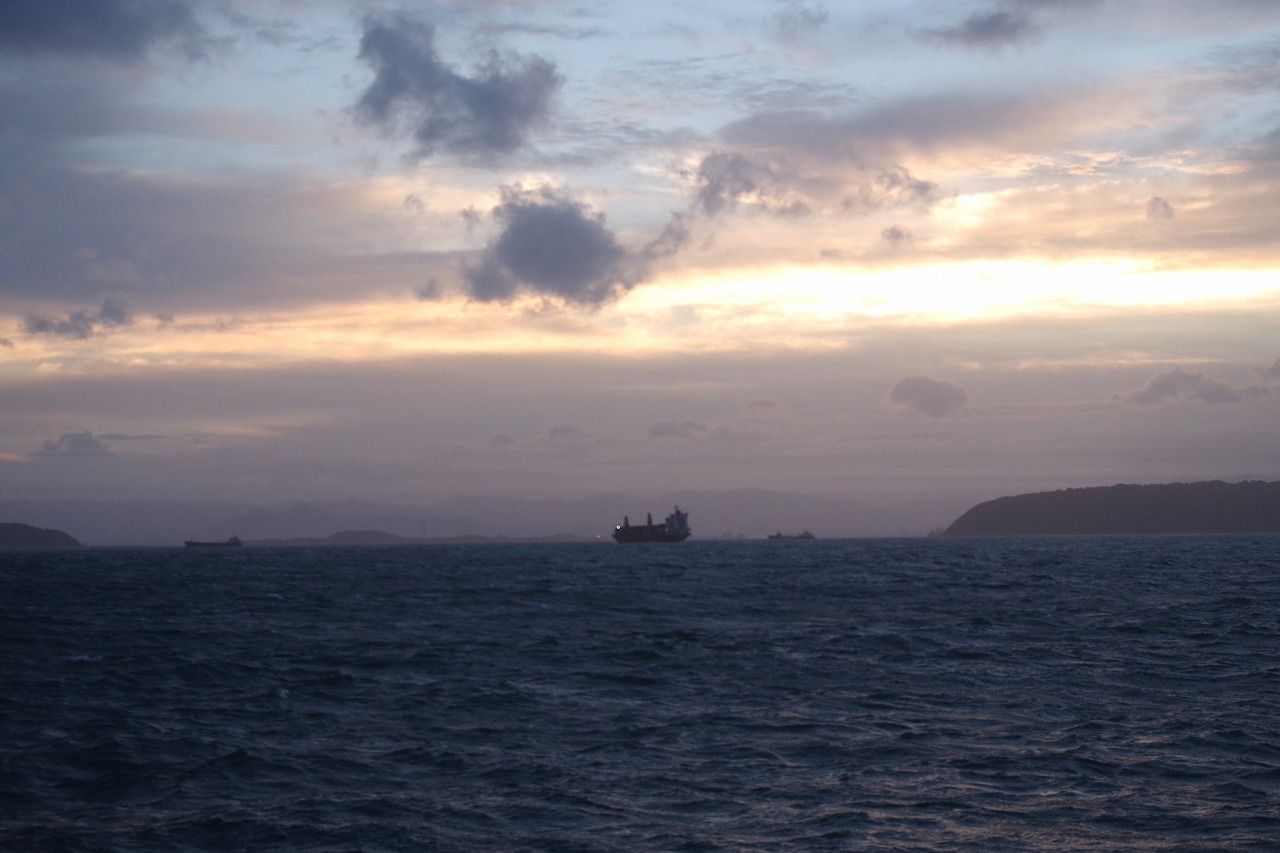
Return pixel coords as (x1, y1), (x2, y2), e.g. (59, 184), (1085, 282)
(4, 537), (1280, 851)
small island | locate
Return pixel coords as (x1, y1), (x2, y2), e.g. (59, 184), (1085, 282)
(942, 481), (1280, 537)
(0, 522), (83, 550)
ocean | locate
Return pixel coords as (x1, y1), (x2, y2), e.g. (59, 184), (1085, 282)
(3, 537), (1279, 851)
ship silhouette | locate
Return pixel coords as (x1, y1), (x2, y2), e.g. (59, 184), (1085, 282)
(612, 506), (691, 543)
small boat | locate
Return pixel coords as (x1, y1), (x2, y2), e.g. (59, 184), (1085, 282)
(184, 536), (243, 548)
(768, 530), (815, 539)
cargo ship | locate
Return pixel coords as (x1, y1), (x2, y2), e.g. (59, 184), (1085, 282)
(612, 506), (691, 543)
(183, 536), (243, 548)
(767, 530), (815, 539)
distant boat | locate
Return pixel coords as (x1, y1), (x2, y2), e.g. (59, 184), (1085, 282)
(768, 530), (815, 540)
(184, 536), (243, 548)
(612, 506), (691, 543)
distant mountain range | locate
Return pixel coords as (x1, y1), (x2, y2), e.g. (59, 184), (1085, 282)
(943, 481), (1280, 536)
(4, 482), (1276, 545)
(0, 490), (966, 546)
(249, 530), (592, 547)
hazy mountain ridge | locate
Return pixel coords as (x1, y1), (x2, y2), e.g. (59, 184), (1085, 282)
(249, 530), (591, 547)
(0, 490), (967, 546)
(943, 481), (1280, 537)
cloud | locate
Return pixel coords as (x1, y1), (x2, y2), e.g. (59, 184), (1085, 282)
(1266, 358), (1280, 379)
(547, 423), (591, 444)
(462, 186), (686, 304)
(1129, 368), (1265, 405)
(771, 1), (830, 43)
(354, 12), (561, 160)
(415, 278), (444, 300)
(98, 433), (163, 441)
(472, 21), (606, 42)
(24, 298), (132, 340)
(1146, 196), (1175, 220)
(489, 432), (514, 448)
(693, 151), (809, 217)
(743, 399), (780, 416)
(889, 376), (970, 417)
(647, 420), (709, 439)
(719, 92), (1064, 161)
(921, 9), (1037, 49)
(918, 1), (1099, 50)
(849, 167), (939, 211)
(31, 431), (114, 459)
(545, 423), (591, 458)
(692, 149), (935, 218)
(0, 0), (206, 61)
(881, 225), (913, 246)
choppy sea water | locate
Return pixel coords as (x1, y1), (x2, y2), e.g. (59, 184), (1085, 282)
(3, 537), (1280, 851)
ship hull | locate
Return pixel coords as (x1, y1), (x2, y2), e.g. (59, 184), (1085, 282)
(184, 538), (243, 548)
(612, 527), (690, 543)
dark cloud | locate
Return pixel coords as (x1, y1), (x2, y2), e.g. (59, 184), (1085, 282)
(355, 12), (561, 160)
(889, 376), (970, 417)
(462, 254), (519, 302)
(0, 70), (155, 156)
(24, 298), (132, 340)
(647, 420), (709, 439)
(471, 188), (624, 302)
(921, 9), (1037, 49)
(32, 431), (114, 459)
(1129, 368), (1265, 405)
(462, 186), (685, 305)
(1146, 196), (1175, 220)
(0, 0), (205, 61)
(918, 0), (1099, 50)
(98, 433), (163, 441)
(0, 338), (13, 348)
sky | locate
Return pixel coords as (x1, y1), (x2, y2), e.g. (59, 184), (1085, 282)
(2, 0), (1280, 519)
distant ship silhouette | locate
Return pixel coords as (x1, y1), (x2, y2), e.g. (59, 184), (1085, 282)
(612, 507), (691, 543)
(184, 536), (243, 548)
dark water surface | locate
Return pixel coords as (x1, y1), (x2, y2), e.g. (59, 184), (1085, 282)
(3, 537), (1280, 850)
